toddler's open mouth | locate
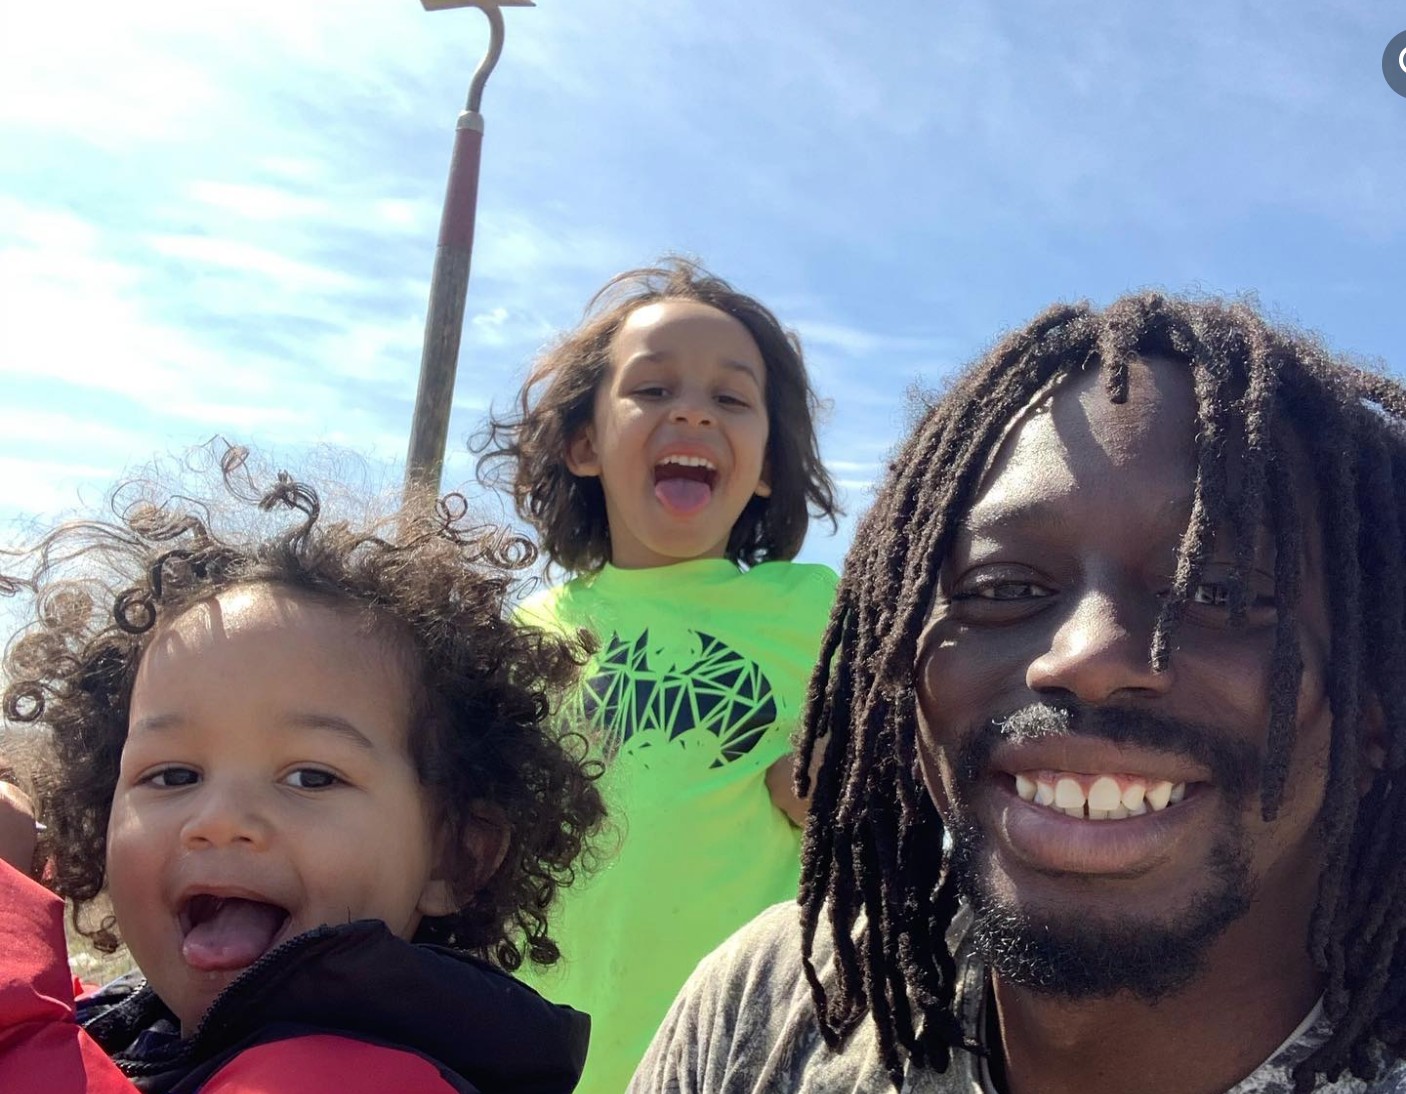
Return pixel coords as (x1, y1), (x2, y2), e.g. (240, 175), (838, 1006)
(653, 455), (717, 515)
(178, 891), (292, 972)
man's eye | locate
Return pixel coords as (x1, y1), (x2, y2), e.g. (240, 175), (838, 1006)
(1191, 583), (1230, 607)
(972, 582), (1051, 601)
(143, 767), (200, 788)
(1188, 582), (1276, 610)
(283, 769), (341, 790)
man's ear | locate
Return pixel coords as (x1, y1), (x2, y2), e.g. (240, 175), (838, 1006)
(1358, 694), (1388, 796)
(416, 805), (512, 918)
(566, 425), (602, 478)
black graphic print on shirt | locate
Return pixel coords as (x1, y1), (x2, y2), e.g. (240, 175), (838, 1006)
(577, 629), (778, 766)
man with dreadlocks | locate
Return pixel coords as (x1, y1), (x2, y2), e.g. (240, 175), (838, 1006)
(626, 293), (1406, 1094)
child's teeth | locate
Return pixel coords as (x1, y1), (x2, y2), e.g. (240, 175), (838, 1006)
(1087, 776), (1121, 812)
(659, 455), (715, 469)
(1146, 781), (1173, 811)
(1015, 774), (1036, 801)
(1054, 777), (1085, 810)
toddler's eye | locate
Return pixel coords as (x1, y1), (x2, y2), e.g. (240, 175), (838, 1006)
(283, 768), (342, 790)
(143, 767), (200, 788)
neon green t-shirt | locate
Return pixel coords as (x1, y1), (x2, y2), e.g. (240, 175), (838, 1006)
(518, 558), (838, 1094)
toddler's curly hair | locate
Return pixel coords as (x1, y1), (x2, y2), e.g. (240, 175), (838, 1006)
(1, 445), (605, 971)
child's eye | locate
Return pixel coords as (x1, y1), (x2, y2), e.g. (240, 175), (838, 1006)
(282, 768), (342, 791)
(633, 385), (668, 398)
(716, 393), (751, 408)
(142, 766), (201, 788)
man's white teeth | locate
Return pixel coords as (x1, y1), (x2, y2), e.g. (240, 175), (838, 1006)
(1054, 777), (1083, 809)
(1087, 776), (1121, 812)
(1012, 772), (1188, 821)
(657, 455), (716, 470)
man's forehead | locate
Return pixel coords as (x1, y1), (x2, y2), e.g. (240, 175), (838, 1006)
(960, 358), (1200, 526)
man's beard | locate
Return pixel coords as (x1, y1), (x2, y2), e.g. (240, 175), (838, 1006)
(942, 701), (1259, 1000)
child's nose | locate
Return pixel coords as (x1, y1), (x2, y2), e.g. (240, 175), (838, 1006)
(670, 394), (714, 427)
(180, 784), (273, 851)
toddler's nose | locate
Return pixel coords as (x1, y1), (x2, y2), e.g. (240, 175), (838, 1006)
(180, 783), (273, 851)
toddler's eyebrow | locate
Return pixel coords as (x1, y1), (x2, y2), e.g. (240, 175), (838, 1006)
(286, 713), (378, 752)
(127, 712), (377, 752)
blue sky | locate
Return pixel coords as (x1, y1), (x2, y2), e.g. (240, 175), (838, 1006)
(1, 0), (1403, 577)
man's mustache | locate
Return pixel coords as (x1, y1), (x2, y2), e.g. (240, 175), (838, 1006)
(955, 701), (1261, 804)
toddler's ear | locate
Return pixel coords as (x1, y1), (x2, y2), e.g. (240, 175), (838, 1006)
(416, 805), (512, 918)
(566, 426), (602, 478)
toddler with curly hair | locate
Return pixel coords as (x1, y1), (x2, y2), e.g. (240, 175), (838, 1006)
(0, 447), (605, 1094)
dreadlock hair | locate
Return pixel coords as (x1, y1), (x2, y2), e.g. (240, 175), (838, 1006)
(1, 443), (606, 972)
(793, 292), (1406, 1093)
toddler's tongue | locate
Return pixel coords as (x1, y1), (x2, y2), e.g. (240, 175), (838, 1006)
(182, 898), (287, 971)
(654, 477), (712, 516)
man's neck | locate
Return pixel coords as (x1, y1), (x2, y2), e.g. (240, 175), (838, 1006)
(988, 905), (1323, 1094)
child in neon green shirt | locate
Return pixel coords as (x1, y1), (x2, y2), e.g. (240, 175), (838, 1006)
(480, 258), (841, 1094)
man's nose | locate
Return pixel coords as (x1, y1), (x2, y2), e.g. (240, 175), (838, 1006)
(1025, 587), (1171, 704)
(180, 782), (272, 851)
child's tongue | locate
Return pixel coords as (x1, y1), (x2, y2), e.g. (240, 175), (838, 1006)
(654, 478), (712, 515)
(182, 898), (287, 971)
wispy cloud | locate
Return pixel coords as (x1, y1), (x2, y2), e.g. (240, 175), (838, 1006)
(0, 0), (1399, 585)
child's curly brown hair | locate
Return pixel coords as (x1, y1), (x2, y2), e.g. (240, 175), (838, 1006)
(0, 445), (605, 971)
(476, 256), (841, 573)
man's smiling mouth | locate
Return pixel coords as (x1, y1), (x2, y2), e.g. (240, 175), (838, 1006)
(1011, 770), (1194, 820)
(178, 891), (292, 972)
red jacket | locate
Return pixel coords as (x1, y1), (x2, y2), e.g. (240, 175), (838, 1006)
(0, 862), (589, 1093)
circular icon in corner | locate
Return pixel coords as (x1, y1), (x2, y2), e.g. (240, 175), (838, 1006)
(1384, 30), (1406, 98)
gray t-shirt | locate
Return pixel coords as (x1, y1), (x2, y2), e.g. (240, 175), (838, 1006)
(627, 902), (1406, 1094)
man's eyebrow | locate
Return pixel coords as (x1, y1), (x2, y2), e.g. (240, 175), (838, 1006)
(285, 713), (378, 752)
(961, 492), (1193, 536)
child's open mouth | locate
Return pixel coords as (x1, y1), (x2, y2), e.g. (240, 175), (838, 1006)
(178, 892), (292, 972)
(653, 455), (717, 516)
